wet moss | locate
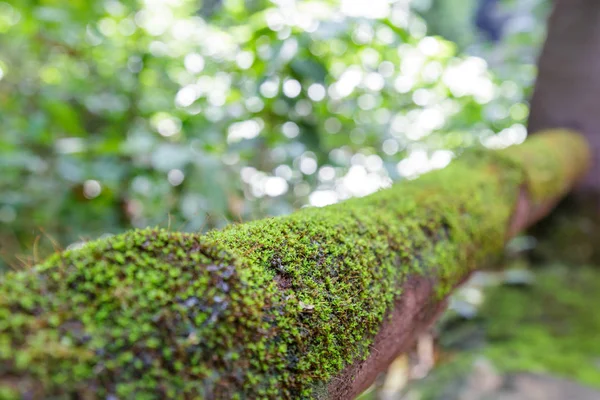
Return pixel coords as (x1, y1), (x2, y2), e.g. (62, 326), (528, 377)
(0, 131), (590, 399)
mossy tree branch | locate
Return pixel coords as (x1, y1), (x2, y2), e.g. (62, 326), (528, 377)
(0, 130), (591, 399)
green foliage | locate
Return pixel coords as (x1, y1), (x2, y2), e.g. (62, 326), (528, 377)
(0, 0), (537, 269)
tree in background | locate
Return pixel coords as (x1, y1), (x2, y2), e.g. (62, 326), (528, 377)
(529, 0), (600, 194)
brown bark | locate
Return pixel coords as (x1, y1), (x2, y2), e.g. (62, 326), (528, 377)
(328, 275), (450, 399)
(529, 0), (600, 193)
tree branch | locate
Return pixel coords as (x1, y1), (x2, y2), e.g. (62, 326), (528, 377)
(0, 131), (591, 399)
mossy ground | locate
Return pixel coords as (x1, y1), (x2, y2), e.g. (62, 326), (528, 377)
(0, 130), (590, 399)
(481, 264), (600, 387)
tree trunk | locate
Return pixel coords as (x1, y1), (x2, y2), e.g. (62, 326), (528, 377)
(0, 131), (590, 399)
(528, 0), (600, 194)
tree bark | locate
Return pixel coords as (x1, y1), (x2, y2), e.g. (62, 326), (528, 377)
(0, 131), (591, 399)
(528, 0), (600, 193)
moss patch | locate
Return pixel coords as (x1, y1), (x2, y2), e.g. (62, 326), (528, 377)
(0, 131), (590, 398)
(481, 265), (600, 387)
(498, 129), (591, 204)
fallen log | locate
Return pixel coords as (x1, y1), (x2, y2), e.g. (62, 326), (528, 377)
(0, 130), (591, 399)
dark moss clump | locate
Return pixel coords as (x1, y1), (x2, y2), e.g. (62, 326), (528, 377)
(0, 131), (590, 399)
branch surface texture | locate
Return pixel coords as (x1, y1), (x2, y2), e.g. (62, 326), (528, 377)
(0, 130), (591, 399)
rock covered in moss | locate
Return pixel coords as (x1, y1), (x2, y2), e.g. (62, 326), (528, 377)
(0, 130), (591, 399)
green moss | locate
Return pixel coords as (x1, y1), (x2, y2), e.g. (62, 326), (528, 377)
(0, 131), (589, 398)
(498, 129), (591, 204)
(481, 265), (600, 387)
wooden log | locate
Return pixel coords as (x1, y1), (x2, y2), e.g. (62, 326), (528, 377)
(0, 130), (591, 399)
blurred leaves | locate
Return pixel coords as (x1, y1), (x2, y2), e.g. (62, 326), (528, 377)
(0, 0), (542, 268)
